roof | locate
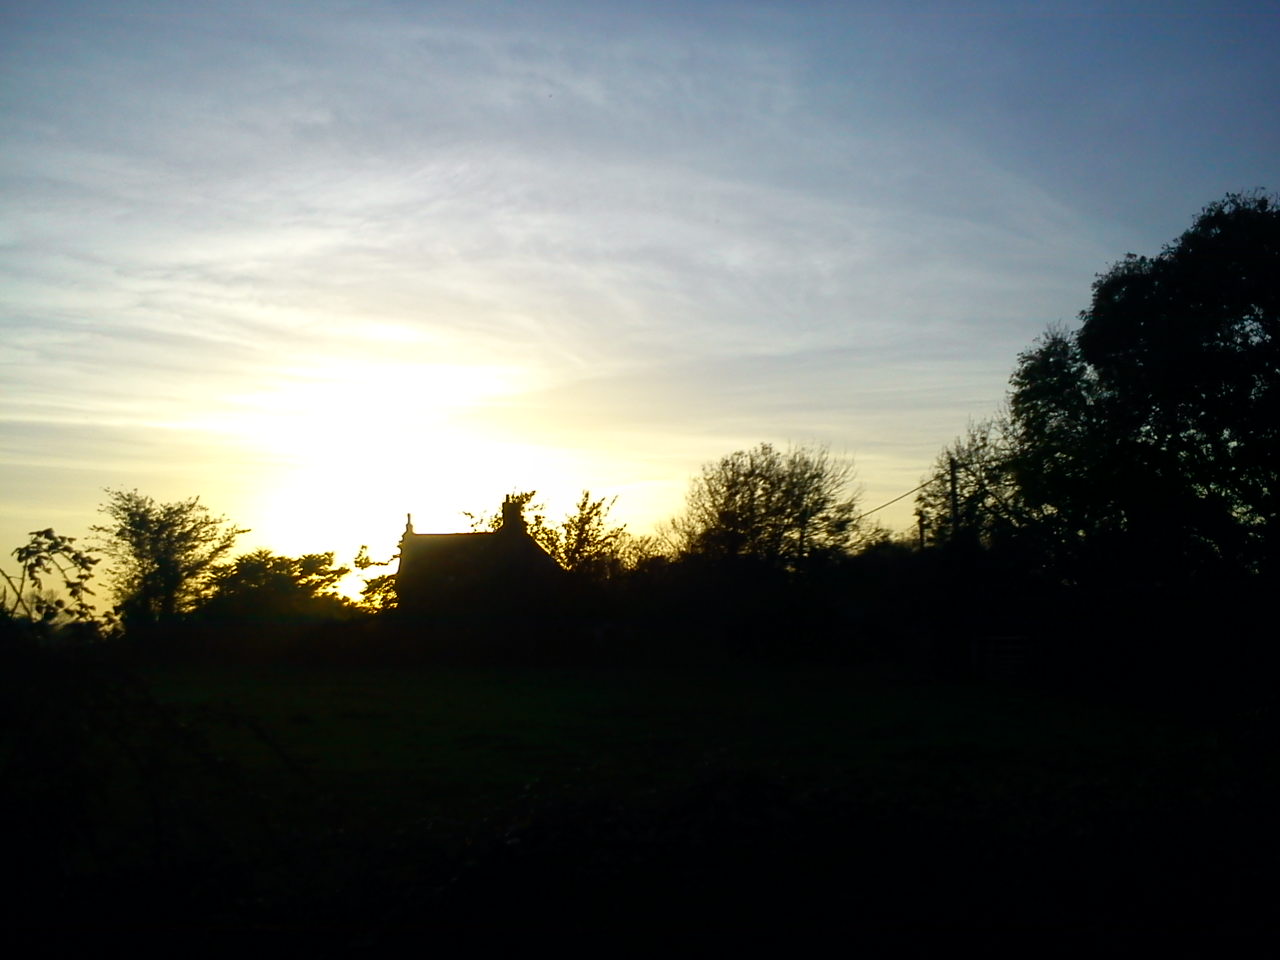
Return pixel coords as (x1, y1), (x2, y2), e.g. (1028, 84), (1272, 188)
(396, 520), (563, 612)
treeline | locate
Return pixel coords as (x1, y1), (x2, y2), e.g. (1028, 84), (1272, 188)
(1, 492), (362, 655)
(0, 443), (887, 664)
(4, 193), (1277, 694)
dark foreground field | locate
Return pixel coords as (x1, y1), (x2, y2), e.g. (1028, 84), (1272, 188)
(6, 652), (1276, 946)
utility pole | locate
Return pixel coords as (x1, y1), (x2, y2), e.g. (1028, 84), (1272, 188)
(949, 456), (960, 540)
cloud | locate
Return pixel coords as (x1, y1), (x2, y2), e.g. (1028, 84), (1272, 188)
(3, 1), (1276, 554)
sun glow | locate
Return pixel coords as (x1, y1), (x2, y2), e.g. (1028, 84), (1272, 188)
(216, 357), (593, 569)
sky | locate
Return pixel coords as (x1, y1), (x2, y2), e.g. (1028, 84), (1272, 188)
(3, 0), (1278, 583)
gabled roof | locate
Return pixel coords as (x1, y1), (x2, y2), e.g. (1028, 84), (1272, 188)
(395, 510), (563, 612)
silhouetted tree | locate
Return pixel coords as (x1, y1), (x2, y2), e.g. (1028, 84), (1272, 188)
(1003, 327), (1129, 575)
(915, 416), (1031, 550)
(1006, 192), (1280, 579)
(357, 573), (397, 612)
(1081, 192), (1278, 572)
(670, 443), (867, 569)
(91, 489), (247, 630)
(914, 190), (1280, 599)
(553, 491), (629, 579)
(199, 549), (353, 622)
(614, 532), (668, 573)
(354, 544), (398, 611)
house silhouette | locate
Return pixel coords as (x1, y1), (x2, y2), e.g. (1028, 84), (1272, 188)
(396, 496), (563, 613)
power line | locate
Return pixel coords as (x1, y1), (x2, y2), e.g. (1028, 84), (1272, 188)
(856, 479), (932, 520)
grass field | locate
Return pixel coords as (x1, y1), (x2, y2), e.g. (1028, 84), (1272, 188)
(145, 663), (1219, 813)
(130, 665), (1272, 934)
(10, 657), (1275, 941)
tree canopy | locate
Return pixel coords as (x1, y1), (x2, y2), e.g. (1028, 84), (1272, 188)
(91, 489), (247, 629)
(914, 417), (1028, 551)
(919, 191), (1280, 581)
(199, 550), (353, 622)
(670, 443), (868, 569)
(1076, 192), (1278, 571)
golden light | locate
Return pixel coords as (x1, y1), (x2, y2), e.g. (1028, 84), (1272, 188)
(216, 356), (593, 580)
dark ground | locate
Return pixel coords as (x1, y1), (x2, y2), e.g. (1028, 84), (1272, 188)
(3, 643), (1276, 947)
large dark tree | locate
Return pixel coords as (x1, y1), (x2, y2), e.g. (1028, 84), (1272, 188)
(1005, 192), (1279, 580)
(1080, 192), (1278, 572)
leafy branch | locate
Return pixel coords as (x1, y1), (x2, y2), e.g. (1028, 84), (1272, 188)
(2, 528), (104, 627)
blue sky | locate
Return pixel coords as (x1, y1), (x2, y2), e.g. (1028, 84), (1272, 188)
(2, 0), (1277, 572)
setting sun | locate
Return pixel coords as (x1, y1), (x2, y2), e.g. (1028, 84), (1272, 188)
(222, 358), (569, 552)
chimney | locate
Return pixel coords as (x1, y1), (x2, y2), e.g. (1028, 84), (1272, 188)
(500, 496), (526, 535)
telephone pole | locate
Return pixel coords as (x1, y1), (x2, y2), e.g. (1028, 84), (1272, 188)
(949, 456), (959, 540)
